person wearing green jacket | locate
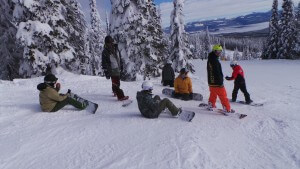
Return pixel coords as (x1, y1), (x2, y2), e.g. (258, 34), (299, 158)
(37, 74), (86, 112)
(136, 81), (181, 118)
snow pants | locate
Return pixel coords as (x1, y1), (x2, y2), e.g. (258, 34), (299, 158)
(51, 97), (86, 112)
(208, 86), (231, 112)
(174, 92), (193, 101)
(155, 95), (179, 117)
(111, 76), (125, 100)
(232, 82), (251, 102)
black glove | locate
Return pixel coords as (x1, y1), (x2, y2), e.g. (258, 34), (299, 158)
(225, 76), (231, 80)
(104, 70), (110, 79)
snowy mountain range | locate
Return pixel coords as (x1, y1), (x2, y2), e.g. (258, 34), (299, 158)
(164, 11), (272, 34)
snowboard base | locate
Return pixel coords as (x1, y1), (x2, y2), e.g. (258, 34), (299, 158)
(68, 89), (98, 114)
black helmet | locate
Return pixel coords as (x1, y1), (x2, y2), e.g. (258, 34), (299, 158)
(44, 74), (58, 83)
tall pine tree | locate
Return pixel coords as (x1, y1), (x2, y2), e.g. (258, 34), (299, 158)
(169, 0), (194, 73)
(0, 0), (23, 80)
(264, 0), (279, 59)
(203, 26), (211, 59)
(89, 0), (105, 76)
(295, 2), (300, 58)
(277, 0), (297, 59)
(110, 0), (166, 80)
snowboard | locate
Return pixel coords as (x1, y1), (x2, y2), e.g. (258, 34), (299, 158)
(232, 100), (263, 107)
(162, 88), (203, 101)
(68, 89), (98, 114)
(122, 99), (133, 107)
(198, 103), (247, 119)
(178, 110), (195, 122)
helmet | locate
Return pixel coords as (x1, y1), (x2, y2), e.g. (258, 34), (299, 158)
(166, 60), (172, 64)
(230, 60), (238, 66)
(44, 74), (58, 83)
(212, 44), (223, 51)
(142, 81), (153, 91)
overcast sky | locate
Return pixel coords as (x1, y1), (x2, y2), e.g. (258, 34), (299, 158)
(78, 0), (300, 27)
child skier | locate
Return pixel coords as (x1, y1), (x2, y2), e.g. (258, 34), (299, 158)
(161, 60), (175, 87)
(225, 61), (253, 104)
(37, 74), (87, 112)
(136, 81), (181, 118)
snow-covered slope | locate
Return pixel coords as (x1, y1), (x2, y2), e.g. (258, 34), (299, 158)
(0, 60), (299, 169)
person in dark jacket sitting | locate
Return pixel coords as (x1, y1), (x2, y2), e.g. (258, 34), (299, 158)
(136, 81), (181, 119)
(162, 60), (175, 87)
(37, 74), (87, 112)
(225, 60), (253, 104)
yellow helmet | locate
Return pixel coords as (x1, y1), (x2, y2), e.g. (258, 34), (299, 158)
(212, 45), (223, 51)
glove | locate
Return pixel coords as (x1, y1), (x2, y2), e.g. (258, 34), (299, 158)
(225, 76), (231, 80)
(55, 83), (61, 91)
(104, 70), (110, 79)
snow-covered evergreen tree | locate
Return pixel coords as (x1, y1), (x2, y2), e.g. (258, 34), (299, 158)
(110, 0), (167, 80)
(264, 0), (279, 59)
(14, 0), (77, 77)
(65, 0), (89, 74)
(169, 0), (194, 73)
(233, 48), (241, 60)
(277, 0), (297, 59)
(89, 0), (105, 75)
(0, 0), (23, 80)
(295, 2), (300, 58)
(203, 26), (211, 59)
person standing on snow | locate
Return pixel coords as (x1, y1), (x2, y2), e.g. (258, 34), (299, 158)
(225, 61), (253, 104)
(102, 35), (129, 101)
(174, 68), (193, 101)
(162, 60), (175, 87)
(37, 74), (87, 112)
(136, 81), (182, 119)
(207, 45), (234, 113)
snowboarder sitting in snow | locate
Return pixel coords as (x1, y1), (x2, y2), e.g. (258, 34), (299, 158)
(225, 61), (253, 104)
(136, 81), (182, 118)
(37, 74), (87, 112)
(102, 35), (129, 101)
(161, 60), (175, 87)
(174, 68), (193, 101)
(207, 45), (234, 113)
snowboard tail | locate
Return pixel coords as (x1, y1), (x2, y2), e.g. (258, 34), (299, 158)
(68, 89), (98, 114)
(162, 88), (203, 101)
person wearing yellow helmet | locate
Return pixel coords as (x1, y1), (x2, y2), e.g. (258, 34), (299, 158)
(206, 44), (234, 113)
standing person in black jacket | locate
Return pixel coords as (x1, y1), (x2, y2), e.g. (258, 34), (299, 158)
(162, 60), (175, 87)
(207, 45), (233, 113)
(102, 36), (129, 101)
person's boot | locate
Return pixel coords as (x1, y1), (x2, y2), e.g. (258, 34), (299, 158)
(246, 99), (253, 104)
(118, 96), (129, 101)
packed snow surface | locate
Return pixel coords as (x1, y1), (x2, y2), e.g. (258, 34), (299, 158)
(0, 59), (299, 169)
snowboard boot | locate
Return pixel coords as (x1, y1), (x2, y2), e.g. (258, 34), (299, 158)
(246, 99), (253, 104)
(118, 96), (129, 101)
(207, 102), (214, 111)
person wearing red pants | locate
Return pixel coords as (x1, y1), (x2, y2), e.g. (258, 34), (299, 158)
(102, 36), (129, 101)
(207, 45), (234, 113)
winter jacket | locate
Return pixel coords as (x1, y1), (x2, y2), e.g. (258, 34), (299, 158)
(136, 91), (160, 118)
(102, 44), (123, 77)
(162, 64), (175, 81)
(207, 52), (224, 87)
(37, 83), (67, 112)
(228, 65), (246, 84)
(174, 76), (193, 94)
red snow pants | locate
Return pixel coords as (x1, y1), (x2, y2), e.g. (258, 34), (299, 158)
(209, 86), (231, 112)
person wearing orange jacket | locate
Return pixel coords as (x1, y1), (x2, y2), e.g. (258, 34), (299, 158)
(225, 60), (253, 104)
(174, 68), (193, 101)
(207, 45), (234, 113)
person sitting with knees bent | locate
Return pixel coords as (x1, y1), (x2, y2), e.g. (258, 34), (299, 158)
(136, 81), (181, 119)
(174, 68), (193, 101)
